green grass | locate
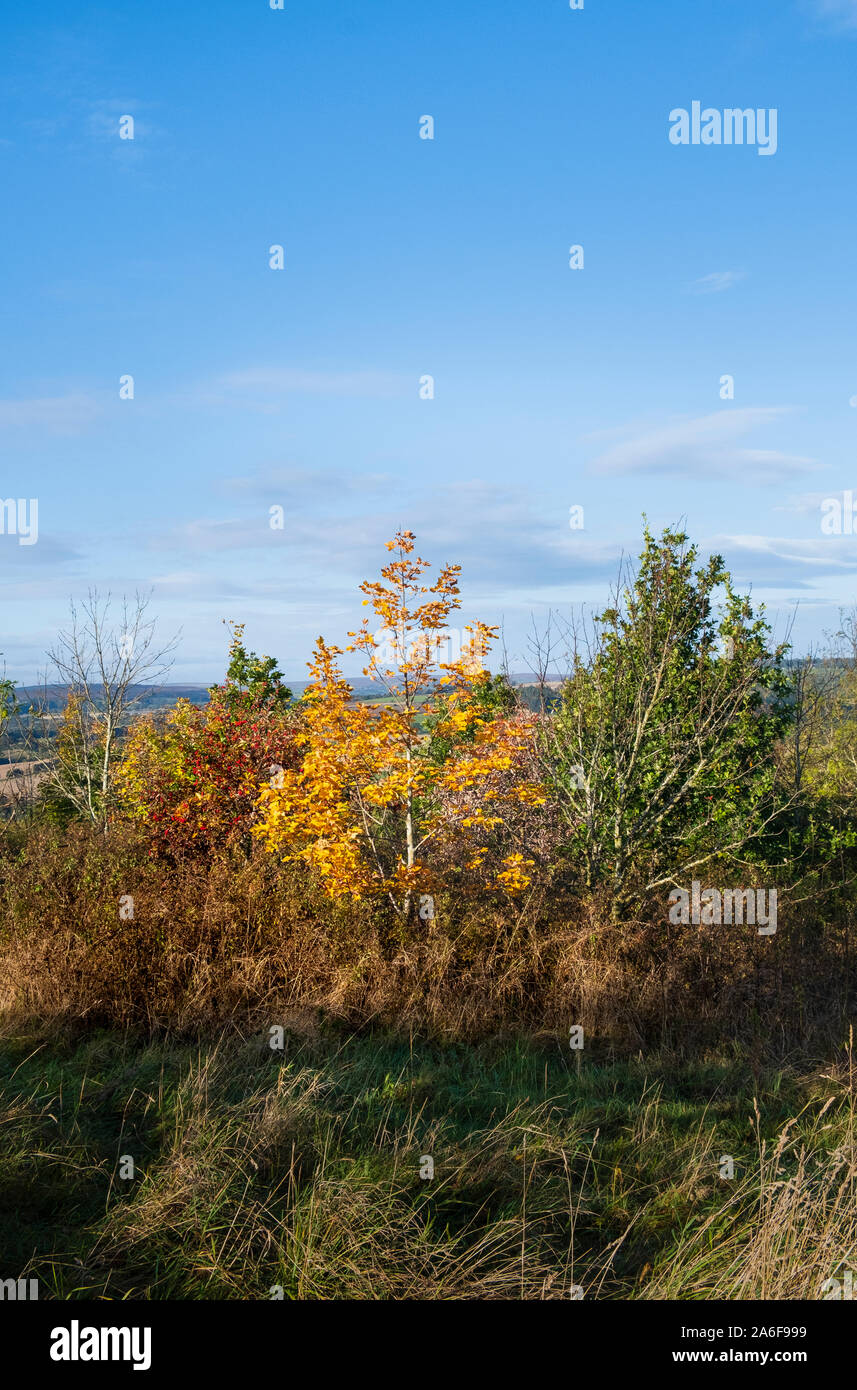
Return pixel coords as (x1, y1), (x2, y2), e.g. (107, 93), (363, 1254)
(0, 1025), (855, 1299)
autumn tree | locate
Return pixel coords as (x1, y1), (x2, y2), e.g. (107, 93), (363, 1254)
(118, 623), (296, 856)
(254, 530), (544, 913)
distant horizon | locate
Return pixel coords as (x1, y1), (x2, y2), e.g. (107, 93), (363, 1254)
(4, 654), (848, 697)
(4, 671), (569, 693)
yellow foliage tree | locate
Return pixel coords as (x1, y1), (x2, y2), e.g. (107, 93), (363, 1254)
(254, 530), (545, 913)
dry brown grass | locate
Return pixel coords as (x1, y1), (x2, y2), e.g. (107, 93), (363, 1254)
(0, 823), (854, 1052)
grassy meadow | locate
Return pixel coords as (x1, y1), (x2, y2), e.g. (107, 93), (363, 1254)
(2, 1024), (855, 1300)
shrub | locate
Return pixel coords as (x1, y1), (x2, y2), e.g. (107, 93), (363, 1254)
(117, 626), (298, 856)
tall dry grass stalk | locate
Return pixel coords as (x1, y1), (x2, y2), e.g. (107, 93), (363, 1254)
(640, 1034), (857, 1299)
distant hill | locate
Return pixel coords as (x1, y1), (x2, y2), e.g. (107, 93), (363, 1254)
(10, 658), (834, 717)
(12, 684), (214, 714)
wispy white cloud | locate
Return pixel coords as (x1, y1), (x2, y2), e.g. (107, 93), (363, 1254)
(179, 366), (409, 415)
(773, 491), (841, 516)
(220, 367), (400, 394)
(689, 270), (747, 295)
(688, 271), (744, 296)
(0, 534), (84, 577)
(220, 465), (394, 502)
(714, 532), (857, 591)
(813, 1), (857, 31)
(149, 570), (207, 591)
(21, 97), (158, 163)
(0, 393), (100, 435)
(145, 475), (623, 596)
(588, 408), (815, 484)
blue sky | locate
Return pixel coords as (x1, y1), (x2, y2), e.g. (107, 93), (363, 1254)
(2, 0), (857, 682)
